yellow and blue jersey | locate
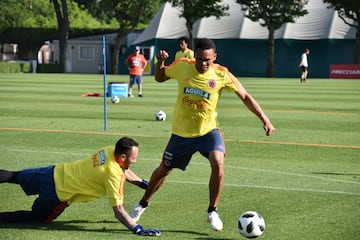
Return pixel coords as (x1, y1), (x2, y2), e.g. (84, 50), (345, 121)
(175, 49), (194, 60)
(164, 59), (240, 137)
(53, 146), (125, 207)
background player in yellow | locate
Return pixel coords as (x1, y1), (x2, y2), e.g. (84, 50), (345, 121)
(174, 36), (194, 60)
(130, 38), (275, 232)
(0, 137), (161, 236)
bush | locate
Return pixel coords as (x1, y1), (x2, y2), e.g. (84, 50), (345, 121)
(0, 61), (32, 73)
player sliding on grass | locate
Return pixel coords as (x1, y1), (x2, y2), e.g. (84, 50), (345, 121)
(129, 38), (275, 231)
(0, 137), (161, 236)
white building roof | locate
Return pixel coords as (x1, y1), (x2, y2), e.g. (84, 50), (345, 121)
(134, 0), (356, 44)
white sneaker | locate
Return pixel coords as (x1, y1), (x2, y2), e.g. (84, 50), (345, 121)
(129, 203), (147, 222)
(208, 211), (223, 231)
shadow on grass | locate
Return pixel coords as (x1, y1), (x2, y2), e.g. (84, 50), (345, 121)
(312, 172), (360, 177)
(0, 220), (124, 233)
(0, 221), (233, 239)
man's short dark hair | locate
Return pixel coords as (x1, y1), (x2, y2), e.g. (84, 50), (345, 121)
(195, 38), (216, 52)
(115, 137), (138, 156)
(178, 36), (190, 44)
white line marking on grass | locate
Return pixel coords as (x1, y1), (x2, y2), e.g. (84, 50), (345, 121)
(226, 165), (360, 185)
(3, 149), (359, 188)
(226, 138), (360, 149)
(1, 148), (86, 157)
(2, 127), (359, 149)
(167, 180), (360, 196)
(172, 161), (360, 185)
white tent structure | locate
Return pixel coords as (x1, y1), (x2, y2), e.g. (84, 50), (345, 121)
(120, 0), (356, 77)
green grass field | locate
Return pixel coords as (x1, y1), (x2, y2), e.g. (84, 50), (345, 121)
(0, 73), (359, 240)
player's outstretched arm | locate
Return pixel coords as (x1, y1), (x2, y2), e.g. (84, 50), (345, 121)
(125, 169), (148, 189)
(228, 73), (275, 136)
(112, 205), (161, 236)
(236, 89), (275, 136)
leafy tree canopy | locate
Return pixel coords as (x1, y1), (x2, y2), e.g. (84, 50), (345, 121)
(170, 0), (229, 26)
(0, 0), (118, 34)
(168, 0), (229, 48)
(323, 0), (359, 27)
(236, 0), (308, 31)
(94, 0), (162, 31)
(323, 0), (360, 64)
(236, 0), (309, 77)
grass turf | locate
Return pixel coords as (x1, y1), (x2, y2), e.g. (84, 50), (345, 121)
(0, 73), (359, 239)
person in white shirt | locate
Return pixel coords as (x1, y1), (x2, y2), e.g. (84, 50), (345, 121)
(299, 48), (310, 83)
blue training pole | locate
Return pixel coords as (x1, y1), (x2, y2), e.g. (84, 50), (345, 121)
(102, 36), (108, 131)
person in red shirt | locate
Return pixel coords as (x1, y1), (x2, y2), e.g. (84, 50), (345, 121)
(125, 46), (147, 97)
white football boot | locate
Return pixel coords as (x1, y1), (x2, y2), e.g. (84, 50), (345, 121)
(129, 203), (147, 222)
(208, 211), (223, 231)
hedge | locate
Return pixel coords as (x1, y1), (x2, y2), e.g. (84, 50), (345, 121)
(0, 61), (32, 73)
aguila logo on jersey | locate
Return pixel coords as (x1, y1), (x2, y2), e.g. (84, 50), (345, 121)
(184, 87), (210, 99)
(208, 79), (216, 89)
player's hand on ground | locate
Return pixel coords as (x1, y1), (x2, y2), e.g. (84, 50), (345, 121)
(133, 225), (162, 236)
(138, 228), (162, 236)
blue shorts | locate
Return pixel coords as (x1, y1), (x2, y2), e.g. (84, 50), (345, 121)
(129, 74), (142, 85)
(162, 129), (225, 170)
(18, 166), (68, 223)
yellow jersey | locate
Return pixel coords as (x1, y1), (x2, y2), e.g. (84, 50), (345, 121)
(175, 49), (194, 60)
(53, 146), (125, 207)
(164, 59), (240, 137)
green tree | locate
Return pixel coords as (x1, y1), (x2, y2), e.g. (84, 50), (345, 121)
(236, 0), (308, 77)
(52, 0), (117, 72)
(323, 0), (360, 64)
(0, 0), (56, 33)
(73, 0), (116, 25)
(169, 0), (229, 48)
(0, 0), (117, 70)
(51, 0), (69, 73)
(0, 0), (116, 34)
(97, 0), (162, 74)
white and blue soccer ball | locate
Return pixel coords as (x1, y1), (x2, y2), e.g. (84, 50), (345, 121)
(238, 211), (265, 238)
(111, 96), (120, 104)
(155, 110), (166, 121)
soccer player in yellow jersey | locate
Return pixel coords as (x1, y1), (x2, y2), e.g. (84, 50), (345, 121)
(175, 36), (194, 60)
(0, 137), (161, 236)
(130, 38), (275, 232)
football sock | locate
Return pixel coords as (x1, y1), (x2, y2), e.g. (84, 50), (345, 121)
(139, 198), (149, 208)
(207, 206), (217, 213)
(0, 170), (18, 183)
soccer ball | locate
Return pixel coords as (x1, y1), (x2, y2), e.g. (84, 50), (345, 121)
(155, 110), (166, 121)
(111, 96), (120, 104)
(238, 211), (265, 238)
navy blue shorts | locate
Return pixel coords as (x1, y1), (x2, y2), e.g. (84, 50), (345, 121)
(129, 74), (143, 85)
(162, 128), (225, 170)
(301, 66), (308, 72)
(18, 166), (68, 223)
